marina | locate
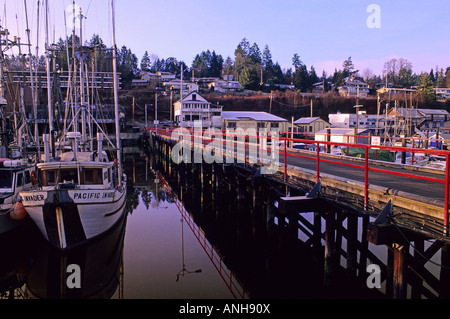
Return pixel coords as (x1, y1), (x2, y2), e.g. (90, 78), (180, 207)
(0, 0), (449, 306)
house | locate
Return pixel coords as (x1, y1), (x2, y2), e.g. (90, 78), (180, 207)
(329, 112), (385, 133)
(156, 71), (176, 82)
(377, 87), (416, 95)
(338, 76), (369, 97)
(387, 108), (450, 134)
(221, 111), (288, 132)
(207, 80), (242, 93)
(173, 91), (222, 128)
(293, 117), (330, 137)
(434, 88), (450, 100)
(131, 71), (160, 89)
(315, 128), (370, 144)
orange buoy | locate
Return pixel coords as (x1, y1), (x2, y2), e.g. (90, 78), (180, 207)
(10, 202), (28, 220)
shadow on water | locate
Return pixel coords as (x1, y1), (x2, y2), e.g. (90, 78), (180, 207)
(144, 140), (383, 299)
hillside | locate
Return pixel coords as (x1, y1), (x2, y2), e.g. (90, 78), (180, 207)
(118, 88), (447, 126)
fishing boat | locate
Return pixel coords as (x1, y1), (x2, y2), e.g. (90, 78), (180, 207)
(0, 21), (39, 234)
(19, 1), (126, 249)
(0, 158), (36, 234)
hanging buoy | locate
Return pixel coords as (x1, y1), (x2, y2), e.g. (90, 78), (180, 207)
(10, 202), (28, 220)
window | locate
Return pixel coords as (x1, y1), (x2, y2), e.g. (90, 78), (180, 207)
(227, 122), (236, 129)
(83, 168), (103, 185)
(47, 171), (56, 185)
(61, 169), (78, 183)
(192, 94), (197, 101)
(16, 173), (23, 187)
(24, 170), (31, 184)
(0, 171), (12, 188)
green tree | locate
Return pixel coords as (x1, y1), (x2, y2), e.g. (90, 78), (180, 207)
(247, 43), (262, 65)
(446, 70), (450, 88)
(222, 56), (234, 80)
(292, 53), (302, 71)
(141, 51), (152, 72)
(234, 39), (250, 81)
(239, 66), (259, 90)
(342, 56), (358, 78)
(210, 51), (223, 78)
(417, 72), (436, 104)
(117, 45), (139, 88)
(294, 64), (311, 92)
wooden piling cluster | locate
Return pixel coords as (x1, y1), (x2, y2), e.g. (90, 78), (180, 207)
(145, 133), (450, 299)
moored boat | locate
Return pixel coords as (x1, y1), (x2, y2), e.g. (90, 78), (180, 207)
(0, 158), (35, 234)
(18, 1), (126, 250)
(19, 136), (126, 249)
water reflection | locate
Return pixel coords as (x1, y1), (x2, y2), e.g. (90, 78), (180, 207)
(0, 152), (235, 299)
(24, 212), (127, 299)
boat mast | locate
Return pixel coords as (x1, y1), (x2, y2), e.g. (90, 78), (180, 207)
(24, 0), (40, 159)
(111, 0), (122, 187)
(45, 0), (54, 158)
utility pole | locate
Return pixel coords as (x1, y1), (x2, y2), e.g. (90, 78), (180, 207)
(269, 92), (272, 114)
(155, 92), (158, 132)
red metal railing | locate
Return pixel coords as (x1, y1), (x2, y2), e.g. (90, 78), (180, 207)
(148, 127), (450, 228)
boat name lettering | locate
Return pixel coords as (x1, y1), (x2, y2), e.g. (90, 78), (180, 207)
(73, 192), (114, 199)
(23, 195), (45, 201)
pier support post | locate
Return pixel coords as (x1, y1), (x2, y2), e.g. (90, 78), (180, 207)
(346, 214), (358, 280)
(324, 212), (338, 287)
(392, 243), (408, 299)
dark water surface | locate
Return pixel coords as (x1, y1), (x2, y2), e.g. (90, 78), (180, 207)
(0, 154), (234, 299)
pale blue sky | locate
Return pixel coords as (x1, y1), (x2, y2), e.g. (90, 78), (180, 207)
(3, 0), (450, 76)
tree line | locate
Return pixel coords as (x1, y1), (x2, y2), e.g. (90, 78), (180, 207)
(6, 33), (450, 101)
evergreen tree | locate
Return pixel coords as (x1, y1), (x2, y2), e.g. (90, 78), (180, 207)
(117, 45), (139, 88)
(292, 53), (302, 71)
(446, 70), (450, 88)
(417, 72), (436, 104)
(342, 56), (358, 78)
(247, 43), (262, 65)
(141, 51), (152, 72)
(239, 66), (259, 90)
(222, 56), (234, 80)
(294, 64), (311, 92)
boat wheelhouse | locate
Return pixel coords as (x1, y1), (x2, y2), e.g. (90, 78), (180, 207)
(0, 158), (35, 233)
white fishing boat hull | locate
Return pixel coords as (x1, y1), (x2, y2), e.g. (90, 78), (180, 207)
(20, 183), (126, 249)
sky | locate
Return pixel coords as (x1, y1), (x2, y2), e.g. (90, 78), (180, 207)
(2, 0), (450, 77)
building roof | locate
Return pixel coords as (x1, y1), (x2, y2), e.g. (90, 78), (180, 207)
(222, 111), (288, 122)
(417, 109), (450, 116)
(294, 117), (321, 125)
(316, 128), (368, 135)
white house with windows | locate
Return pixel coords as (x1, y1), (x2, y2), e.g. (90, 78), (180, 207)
(329, 112), (384, 131)
(221, 111), (288, 132)
(434, 88), (450, 100)
(173, 91), (222, 128)
(338, 76), (370, 98)
(293, 117), (330, 135)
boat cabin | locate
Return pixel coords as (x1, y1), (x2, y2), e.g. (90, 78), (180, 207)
(37, 151), (116, 189)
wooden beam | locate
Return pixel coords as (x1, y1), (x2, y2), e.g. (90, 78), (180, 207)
(278, 196), (332, 215)
(367, 223), (429, 246)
